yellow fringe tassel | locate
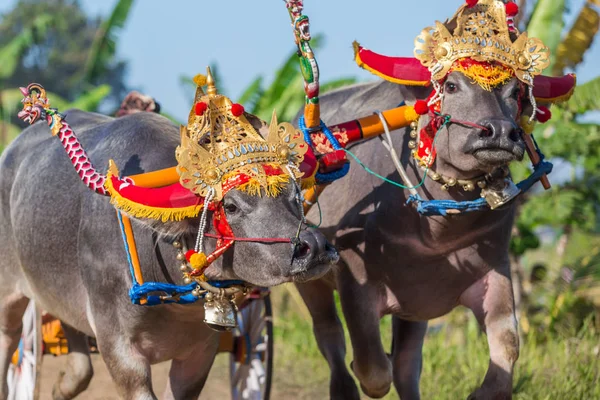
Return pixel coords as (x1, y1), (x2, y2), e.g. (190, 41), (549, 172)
(452, 62), (513, 91)
(236, 174), (291, 198)
(104, 173), (203, 222)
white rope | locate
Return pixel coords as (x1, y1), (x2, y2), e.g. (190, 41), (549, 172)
(375, 111), (419, 197)
(285, 163), (307, 223)
(194, 187), (215, 253)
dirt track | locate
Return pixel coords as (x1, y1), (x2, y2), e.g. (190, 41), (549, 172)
(39, 352), (328, 399)
(40, 354), (236, 399)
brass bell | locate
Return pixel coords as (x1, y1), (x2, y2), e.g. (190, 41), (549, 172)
(204, 296), (237, 331)
(408, 140), (417, 149)
(410, 121), (419, 130)
(481, 179), (521, 210)
(172, 241), (182, 249)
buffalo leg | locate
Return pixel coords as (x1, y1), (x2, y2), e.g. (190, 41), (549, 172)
(391, 317), (427, 400)
(337, 266), (392, 398)
(296, 279), (359, 400)
(162, 334), (219, 400)
(95, 333), (156, 400)
(0, 293), (29, 400)
(461, 269), (518, 400)
(52, 323), (93, 400)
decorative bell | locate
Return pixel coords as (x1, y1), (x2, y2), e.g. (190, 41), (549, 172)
(481, 179), (521, 210)
(203, 295), (237, 331)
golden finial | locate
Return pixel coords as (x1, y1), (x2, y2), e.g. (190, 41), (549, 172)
(206, 66), (217, 96)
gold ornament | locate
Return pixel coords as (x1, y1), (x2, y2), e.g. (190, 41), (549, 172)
(414, 0), (550, 84)
(176, 67), (308, 201)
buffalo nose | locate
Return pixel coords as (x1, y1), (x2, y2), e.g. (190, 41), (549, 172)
(293, 228), (327, 260)
(480, 118), (521, 143)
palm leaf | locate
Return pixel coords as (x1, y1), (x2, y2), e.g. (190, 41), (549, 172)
(553, 2), (600, 75)
(254, 34), (324, 115)
(67, 85), (112, 111)
(237, 76), (264, 113)
(526, 0), (566, 73)
(0, 14), (53, 79)
(560, 76), (600, 114)
(83, 0), (135, 83)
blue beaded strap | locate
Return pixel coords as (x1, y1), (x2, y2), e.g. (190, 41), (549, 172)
(116, 211), (244, 306)
(298, 116), (350, 184)
(128, 280), (246, 306)
(407, 153), (553, 216)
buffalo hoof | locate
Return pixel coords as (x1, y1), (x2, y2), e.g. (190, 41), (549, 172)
(467, 387), (512, 400)
(350, 361), (392, 399)
(330, 372), (360, 400)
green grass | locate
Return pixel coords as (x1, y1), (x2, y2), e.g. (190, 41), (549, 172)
(269, 286), (600, 400)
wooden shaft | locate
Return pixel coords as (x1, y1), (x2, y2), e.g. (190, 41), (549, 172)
(357, 106), (416, 140)
(303, 184), (327, 214)
(523, 134), (551, 190)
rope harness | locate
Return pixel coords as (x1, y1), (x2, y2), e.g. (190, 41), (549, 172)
(299, 110), (553, 217)
(118, 180), (306, 306)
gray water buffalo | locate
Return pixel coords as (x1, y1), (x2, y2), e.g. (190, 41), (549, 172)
(297, 75), (527, 400)
(0, 108), (336, 399)
(294, 0), (577, 397)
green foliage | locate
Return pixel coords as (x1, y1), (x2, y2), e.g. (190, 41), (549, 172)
(180, 34), (358, 124)
(0, 14), (52, 79)
(510, 222), (541, 256)
(526, 0), (566, 71)
(0, 0), (131, 110)
(83, 0), (134, 84)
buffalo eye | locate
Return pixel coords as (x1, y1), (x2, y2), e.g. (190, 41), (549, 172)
(224, 203), (239, 214)
(510, 87), (521, 100)
(445, 82), (458, 94)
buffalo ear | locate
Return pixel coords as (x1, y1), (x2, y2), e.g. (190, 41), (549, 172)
(397, 84), (433, 105)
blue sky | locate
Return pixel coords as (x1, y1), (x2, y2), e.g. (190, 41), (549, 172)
(2, 0), (598, 122)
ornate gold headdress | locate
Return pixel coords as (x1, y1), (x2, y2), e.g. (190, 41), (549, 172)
(176, 67), (309, 201)
(414, 0), (550, 85)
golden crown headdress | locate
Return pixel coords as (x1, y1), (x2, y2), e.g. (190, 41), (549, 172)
(176, 67), (308, 201)
(414, 0), (550, 84)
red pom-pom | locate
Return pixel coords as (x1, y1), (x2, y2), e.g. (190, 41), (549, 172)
(414, 100), (429, 115)
(185, 249), (197, 262)
(194, 102), (207, 116)
(505, 2), (519, 16)
(231, 103), (244, 117)
(536, 106), (552, 123)
(466, 0), (478, 8)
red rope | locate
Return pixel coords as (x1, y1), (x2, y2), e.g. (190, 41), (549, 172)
(204, 233), (292, 243)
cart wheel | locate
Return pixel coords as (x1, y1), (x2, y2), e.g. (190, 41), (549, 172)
(229, 293), (273, 400)
(7, 300), (42, 400)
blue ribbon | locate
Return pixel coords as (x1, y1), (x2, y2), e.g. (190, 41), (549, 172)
(116, 211), (246, 306)
(407, 154), (554, 216)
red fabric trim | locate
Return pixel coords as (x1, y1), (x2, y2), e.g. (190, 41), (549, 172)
(111, 176), (202, 208)
(356, 45), (575, 102)
(532, 74), (576, 102)
(355, 45), (431, 86)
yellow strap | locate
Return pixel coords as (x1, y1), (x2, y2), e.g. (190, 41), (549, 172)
(119, 212), (144, 284)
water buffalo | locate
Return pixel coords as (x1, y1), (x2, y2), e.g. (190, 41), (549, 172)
(297, 72), (529, 399)
(0, 106), (337, 399)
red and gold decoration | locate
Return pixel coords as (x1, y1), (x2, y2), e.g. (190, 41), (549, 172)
(352, 0), (578, 194)
(176, 68), (309, 202)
